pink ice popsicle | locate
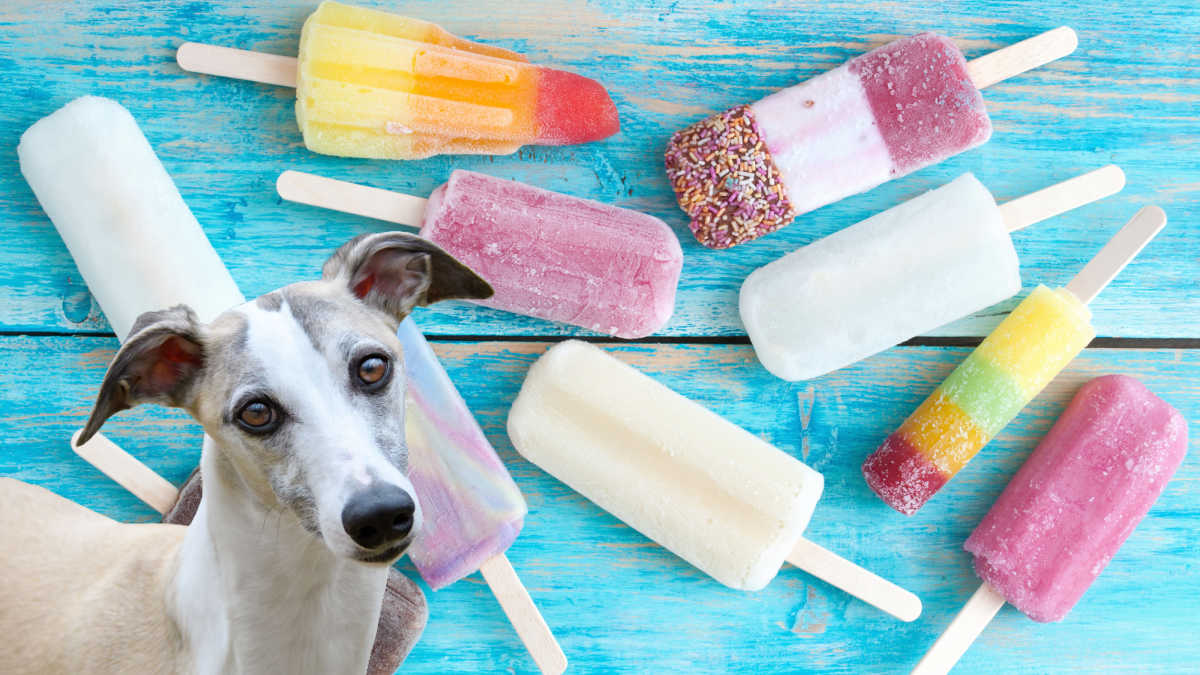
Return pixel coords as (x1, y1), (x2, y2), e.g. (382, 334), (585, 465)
(420, 171), (683, 338)
(665, 28), (1076, 248)
(277, 169), (684, 339)
(912, 375), (1187, 675)
(965, 374), (1187, 622)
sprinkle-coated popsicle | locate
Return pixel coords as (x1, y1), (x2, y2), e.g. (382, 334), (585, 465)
(665, 27), (1077, 248)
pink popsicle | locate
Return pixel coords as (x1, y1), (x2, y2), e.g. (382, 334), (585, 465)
(420, 171), (682, 338)
(912, 375), (1187, 675)
(965, 374), (1187, 622)
(277, 169), (684, 339)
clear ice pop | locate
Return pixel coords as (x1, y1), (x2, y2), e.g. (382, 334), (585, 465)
(664, 28), (1076, 248)
(912, 375), (1187, 675)
(277, 169), (684, 339)
(508, 340), (921, 621)
(863, 206), (1167, 515)
(740, 166), (1124, 381)
(177, 1), (619, 160)
(20, 96), (564, 673)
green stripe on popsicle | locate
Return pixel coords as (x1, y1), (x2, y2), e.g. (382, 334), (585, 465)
(938, 351), (1027, 437)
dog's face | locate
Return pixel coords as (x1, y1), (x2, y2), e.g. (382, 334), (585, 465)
(78, 232), (493, 565)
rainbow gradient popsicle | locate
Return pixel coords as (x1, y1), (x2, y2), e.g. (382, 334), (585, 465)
(863, 206), (1167, 515)
(178, 1), (619, 160)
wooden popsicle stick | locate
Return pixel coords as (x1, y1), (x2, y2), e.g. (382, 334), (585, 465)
(479, 554), (569, 675)
(966, 26), (1078, 90)
(999, 165), (1125, 233)
(910, 583), (1007, 675)
(176, 42), (298, 88)
(277, 170), (428, 228)
(1066, 206), (1167, 304)
(786, 537), (922, 622)
(71, 430), (177, 514)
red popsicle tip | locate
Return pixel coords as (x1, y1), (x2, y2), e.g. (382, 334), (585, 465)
(534, 68), (619, 144)
(862, 434), (947, 515)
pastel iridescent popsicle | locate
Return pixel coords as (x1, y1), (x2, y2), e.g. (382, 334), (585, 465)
(665, 28), (1076, 248)
(863, 206), (1167, 515)
(912, 375), (1187, 675)
(397, 317), (525, 588)
(177, 1), (619, 160)
(277, 169), (683, 339)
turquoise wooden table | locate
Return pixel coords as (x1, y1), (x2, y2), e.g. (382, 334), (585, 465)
(1, 1), (1197, 672)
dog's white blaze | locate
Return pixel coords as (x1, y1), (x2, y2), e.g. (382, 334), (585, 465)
(238, 300), (419, 556)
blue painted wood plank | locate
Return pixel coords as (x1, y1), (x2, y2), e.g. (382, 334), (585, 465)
(0, 335), (1195, 673)
(0, 0), (1196, 338)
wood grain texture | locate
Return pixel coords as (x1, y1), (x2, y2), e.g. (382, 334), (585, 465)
(0, 335), (1195, 673)
(0, 0), (1196, 338)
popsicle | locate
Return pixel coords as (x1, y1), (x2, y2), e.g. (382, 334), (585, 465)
(276, 169), (683, 339)
(863, 206), (1168, 515)
(911, 375), (1187, 675)
(741, 166), (1125, 381)
(20, 96), (565, 674)
(508, 340), (922, 621)
(72, 435), (428, 674)
(664, 27), (1078, 248)
(175, 1), (619, 159)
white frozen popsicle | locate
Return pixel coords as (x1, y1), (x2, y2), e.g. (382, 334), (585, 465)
(18, 96), (243, 340)
(740, 166), (1125, 381)
(508, 340), (921, 621)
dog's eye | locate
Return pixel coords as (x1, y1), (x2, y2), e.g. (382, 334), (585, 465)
(356, 354), (391, 391)
(236, 400), (279, 433)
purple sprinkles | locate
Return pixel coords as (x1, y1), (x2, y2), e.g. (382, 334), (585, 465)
(663, 105), (794, 249)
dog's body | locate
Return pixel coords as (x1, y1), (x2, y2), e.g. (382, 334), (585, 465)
(0, 233), (492, 674)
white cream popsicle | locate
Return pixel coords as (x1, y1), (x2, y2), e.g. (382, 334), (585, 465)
(740, 166), (1124, 381)
(18, 96), (242, 340)
(508, 341), (921, 620)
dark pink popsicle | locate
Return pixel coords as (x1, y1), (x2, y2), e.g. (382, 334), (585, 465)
(965, 375), (1187, 622)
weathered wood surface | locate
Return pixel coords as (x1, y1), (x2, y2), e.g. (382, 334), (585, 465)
(0, 336), (1195, 673)
(0, 0), (1196, 338)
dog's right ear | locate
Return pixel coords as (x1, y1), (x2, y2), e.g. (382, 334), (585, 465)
(322, 232), (494, 321)
(78, 306), (206, 445)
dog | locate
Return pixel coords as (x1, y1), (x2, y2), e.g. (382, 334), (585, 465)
(0, 231), (493, 674)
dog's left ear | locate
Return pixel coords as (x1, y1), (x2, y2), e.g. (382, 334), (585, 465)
(323, 232), (493, 320)
(78, 306), (206, 445)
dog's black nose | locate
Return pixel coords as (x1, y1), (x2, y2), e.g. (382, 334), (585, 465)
(341, 484), (415, 550)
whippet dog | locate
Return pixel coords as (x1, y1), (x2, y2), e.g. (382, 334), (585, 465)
(0, 232), (493, 674)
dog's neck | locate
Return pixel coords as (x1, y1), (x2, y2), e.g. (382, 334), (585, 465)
(170, 436), (389, 675)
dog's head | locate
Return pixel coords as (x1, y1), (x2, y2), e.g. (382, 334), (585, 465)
(77, 232), (493, 564)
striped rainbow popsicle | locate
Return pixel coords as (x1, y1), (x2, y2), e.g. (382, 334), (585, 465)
(863, 286), (1093, 514)
(862, 206), (1167, 515)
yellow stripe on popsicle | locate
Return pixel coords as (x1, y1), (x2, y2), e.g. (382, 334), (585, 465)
(311, 0), (528, 62)
(974, 285), (1094, 397)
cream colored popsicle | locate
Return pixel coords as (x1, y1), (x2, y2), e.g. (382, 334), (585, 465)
(508, 340), (921, 621)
